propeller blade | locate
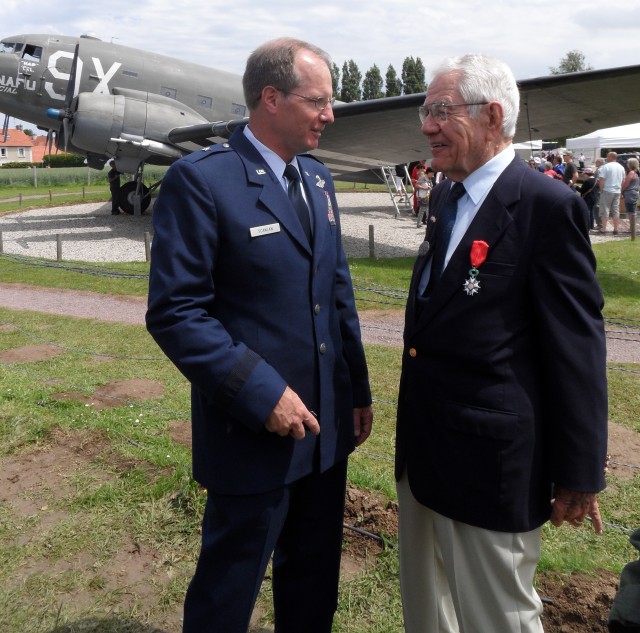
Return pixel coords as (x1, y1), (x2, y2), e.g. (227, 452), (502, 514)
(46, 129), (54, 160)
(62, 118), (70, 153)
(65, 43), (80, 108)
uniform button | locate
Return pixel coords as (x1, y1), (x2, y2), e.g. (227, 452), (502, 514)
(314, 304), (321, 315)
(319, 343), (327, 354)
(409, 348), (417, 357)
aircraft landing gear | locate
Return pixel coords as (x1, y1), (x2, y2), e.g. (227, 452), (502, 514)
(118, 181), (151, 215)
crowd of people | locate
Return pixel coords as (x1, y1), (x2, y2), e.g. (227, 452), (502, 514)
(397, 146), (638, 237)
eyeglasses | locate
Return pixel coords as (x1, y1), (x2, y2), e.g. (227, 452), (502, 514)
(418, 101), (488, 124)
(279, 89), (335, 111)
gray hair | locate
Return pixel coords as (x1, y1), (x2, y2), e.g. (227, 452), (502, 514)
(432, 53), (520, 138)
(627, 157), (639, 171)
(242, 37), (332, 111)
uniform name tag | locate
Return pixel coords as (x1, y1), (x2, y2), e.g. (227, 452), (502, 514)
(250, 223), (280, 238)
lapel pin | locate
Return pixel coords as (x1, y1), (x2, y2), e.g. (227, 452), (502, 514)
(418, 241), (430, 257)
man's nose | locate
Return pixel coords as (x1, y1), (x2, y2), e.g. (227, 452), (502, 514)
(321, 103), (335, 124)
(422, 114), (439, 135)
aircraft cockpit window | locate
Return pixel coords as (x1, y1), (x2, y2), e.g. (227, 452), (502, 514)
(1, 42), (17, 54)
(21, 45), (43, 62)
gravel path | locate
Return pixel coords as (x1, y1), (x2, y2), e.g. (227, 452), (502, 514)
(0, 193), (638, 362)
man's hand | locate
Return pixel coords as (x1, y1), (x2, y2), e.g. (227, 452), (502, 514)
(265, 386), (320, 440)
(550, 487), (603, 534)
(353, 406), (373, 447)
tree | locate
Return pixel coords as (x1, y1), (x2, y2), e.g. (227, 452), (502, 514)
(550, 50), (594, 74)
(401, 56), (427, 94)
(385, 64), (402, 97)
(331, 62), (340, 97)
(340, 59), (362, 102)
(362, 64), (384, 100)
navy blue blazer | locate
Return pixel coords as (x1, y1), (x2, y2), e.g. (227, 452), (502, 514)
(147, 127), (371, 495)
(396, 157), (608, 533)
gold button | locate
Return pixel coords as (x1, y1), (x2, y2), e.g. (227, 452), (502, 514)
(409, 348), (417, 357)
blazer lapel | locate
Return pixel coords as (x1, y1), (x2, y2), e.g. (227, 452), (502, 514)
(411, 158), (524, 333)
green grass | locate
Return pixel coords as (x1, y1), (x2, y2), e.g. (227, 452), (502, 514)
(0, 236), (637, 632)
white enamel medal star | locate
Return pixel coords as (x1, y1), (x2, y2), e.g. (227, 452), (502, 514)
(462, 275), (481, 296)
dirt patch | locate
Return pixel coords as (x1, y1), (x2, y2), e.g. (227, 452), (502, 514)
(0, 343), (64, 363)
(52, 378), (164, 409)
(538, 571), (619, 632)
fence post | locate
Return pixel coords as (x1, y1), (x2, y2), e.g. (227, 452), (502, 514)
(0, 232), (3, 254)
(368, 224), (375, 258)
(56, 234), (62, 261)
(49, 189), (52, 202)
(19, 193), (22, 207)
(144, 231), (151, 262)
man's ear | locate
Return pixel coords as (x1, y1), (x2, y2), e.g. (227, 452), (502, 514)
(261, 85), (281, 113)
(486, 102), (504, 133)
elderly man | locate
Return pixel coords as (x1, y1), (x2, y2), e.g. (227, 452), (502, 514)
(146, 37), (373, 633)
(598, 151), (626, 234)
(395, 54), (608, 633)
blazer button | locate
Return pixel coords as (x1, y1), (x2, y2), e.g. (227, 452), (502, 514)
(319, 343), (327, 354)
(314, 304), (321, 315)
(409, 348), (417, 357)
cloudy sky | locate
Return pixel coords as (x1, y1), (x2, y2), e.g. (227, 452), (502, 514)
(3, 0), (639, 83)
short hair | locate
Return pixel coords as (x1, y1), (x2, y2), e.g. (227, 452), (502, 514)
(627, 157), (639, 171)
(432, 53), (520, 138)
(242, 37), (332, 111)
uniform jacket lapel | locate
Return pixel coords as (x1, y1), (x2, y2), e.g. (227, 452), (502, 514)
(229, 129), (313, 255)
(299, 158), (331, 255)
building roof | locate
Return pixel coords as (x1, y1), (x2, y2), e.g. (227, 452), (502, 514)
(0, 129), (35, 148)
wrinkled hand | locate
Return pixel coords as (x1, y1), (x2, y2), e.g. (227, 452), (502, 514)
(265, 386), (320, 440)
(353, 406), (373, 447)
(550, 487), (603, 534)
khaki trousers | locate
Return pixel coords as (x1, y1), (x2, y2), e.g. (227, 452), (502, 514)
(397, 473), (544, 633)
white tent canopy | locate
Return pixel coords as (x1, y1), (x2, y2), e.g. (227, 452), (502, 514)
(566, 123), (640, 164)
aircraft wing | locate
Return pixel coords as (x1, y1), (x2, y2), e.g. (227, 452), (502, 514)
(167, 64), (640, 184)
(319, 64), (640, 181)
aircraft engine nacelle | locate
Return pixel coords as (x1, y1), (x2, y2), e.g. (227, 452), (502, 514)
(66, 89), (210, 164)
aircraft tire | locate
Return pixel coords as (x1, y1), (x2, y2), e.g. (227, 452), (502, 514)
(119, 182), (151, 214)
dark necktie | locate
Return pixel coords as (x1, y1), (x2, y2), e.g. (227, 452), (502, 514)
(424, 181), (466, 296)
(284, 164), (312, 243)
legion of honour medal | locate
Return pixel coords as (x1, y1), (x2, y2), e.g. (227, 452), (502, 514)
(463, 240), (489, 296)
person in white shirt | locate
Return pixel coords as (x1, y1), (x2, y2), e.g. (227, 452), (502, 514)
(598, 151), (626, 234)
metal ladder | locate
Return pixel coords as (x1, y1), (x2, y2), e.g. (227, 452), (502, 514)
(380, 165), (412, 218)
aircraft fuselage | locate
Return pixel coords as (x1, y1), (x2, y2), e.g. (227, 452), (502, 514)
(0, 34), (246, 130)
(0, 33), (247, 176)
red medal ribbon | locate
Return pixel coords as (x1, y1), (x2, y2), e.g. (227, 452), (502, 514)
(470, 240), (489, 268)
